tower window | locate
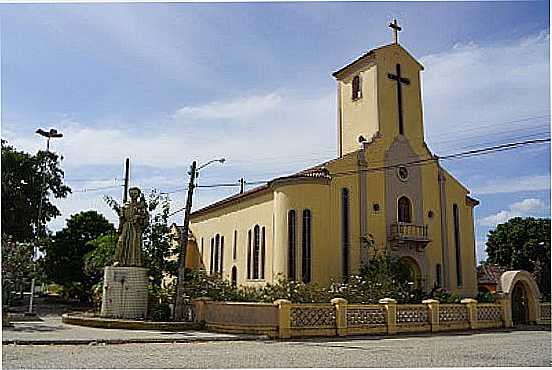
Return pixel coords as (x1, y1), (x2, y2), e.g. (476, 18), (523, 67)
(233, 230), (237, 260)
(352, 75), (362, 100)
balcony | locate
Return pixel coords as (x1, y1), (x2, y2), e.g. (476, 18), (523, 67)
(389, 222), (430, 250)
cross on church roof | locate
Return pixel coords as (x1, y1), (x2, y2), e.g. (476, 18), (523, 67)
(388, 19), (402, 44)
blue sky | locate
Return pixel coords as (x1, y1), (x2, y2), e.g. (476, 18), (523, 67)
(1, 2), (550, 263)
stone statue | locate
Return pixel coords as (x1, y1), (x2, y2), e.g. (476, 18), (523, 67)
(113, 187), (149, 267)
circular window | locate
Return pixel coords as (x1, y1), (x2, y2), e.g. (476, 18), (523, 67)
(373, 203), (380, 213)
(397, 166), (409, 181)
(428, 210), (434, 219)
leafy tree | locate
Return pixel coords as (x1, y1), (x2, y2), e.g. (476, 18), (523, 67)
(43, 211), (115, 301)
(485, 217), (551, 299)
(1, 140), (71, 241)
(1, 238), (36, 306)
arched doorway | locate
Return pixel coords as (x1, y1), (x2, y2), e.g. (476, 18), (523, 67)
(397, 196), (412, 223)
(512, 281), (529, 325)
(231, 266), (237, 287)
(500, 270), (541, 326)
(400, 256), (422, 290)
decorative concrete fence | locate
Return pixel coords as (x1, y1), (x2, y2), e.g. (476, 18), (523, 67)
(190, 297), (551, 339)
(538, 303), (551, 324)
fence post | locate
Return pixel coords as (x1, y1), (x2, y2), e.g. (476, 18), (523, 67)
(331, 298), (348, 337)
(422, 299), (440, 332)
(461, 298), (478, 330)
(379, 298), (397, 335)
(192, 297), (211, 324)
(496, 293), (513, 328)
(274, 299), (292, 339)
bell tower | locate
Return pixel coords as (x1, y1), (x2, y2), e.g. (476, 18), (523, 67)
(333, 20), (425, 157)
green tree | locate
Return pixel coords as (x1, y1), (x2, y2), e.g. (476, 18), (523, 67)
(485, 217), (551, 299)
(43, 211), (115, 301)
(1, 238), (36, 306)
(1, 140), (71, 241)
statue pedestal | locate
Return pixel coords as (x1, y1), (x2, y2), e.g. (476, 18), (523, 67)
(100, 266), (148, 319)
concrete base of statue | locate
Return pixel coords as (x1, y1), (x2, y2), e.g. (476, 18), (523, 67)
(100, 266), (148, 319)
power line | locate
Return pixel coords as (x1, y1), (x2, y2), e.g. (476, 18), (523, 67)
(164, 137), (550, 218)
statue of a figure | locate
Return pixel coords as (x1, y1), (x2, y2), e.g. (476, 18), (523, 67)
(114, 187), (149, 266)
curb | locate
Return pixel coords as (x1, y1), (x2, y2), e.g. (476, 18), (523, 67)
(61, 313), (202, 331)
(3, 335), (270, 346)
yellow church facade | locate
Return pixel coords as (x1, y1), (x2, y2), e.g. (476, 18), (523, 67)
(188, 37), (479, 297)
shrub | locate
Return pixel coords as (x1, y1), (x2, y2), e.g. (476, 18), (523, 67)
(476, 291), (495, 303)
(150, 303), (171, 321)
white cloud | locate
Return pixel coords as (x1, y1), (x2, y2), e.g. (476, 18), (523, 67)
(471, 175), (550, 195)
(422, 31), (550, 152)
(476, 239), (488, 263)
(174, 93), (283, 122)
(478, 198), (548, 227)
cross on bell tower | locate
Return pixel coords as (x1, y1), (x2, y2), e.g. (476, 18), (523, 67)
(388, 19), (402, 44)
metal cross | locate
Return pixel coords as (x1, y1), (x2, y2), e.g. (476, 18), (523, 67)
(388, 19), (402, 44)
(387, 63), (410, 135)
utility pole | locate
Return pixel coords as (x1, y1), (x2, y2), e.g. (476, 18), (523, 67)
(174, 160), (197, 321)
(123, 157), (130, 203)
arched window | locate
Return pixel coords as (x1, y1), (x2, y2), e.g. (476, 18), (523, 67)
(231, 266), (238, 287)
(341, 188), (350, 281)
(220, 236), (224, 275)
(210, 237), (214, 275)
(288, 210), (297, 281)
(214, 234), (220, 274)
(453, 204), (462, 287)
(253, 225), (260, 279)
(398, 196), (412, 223)
(247, 230), (252, 279)
(302, 209), (312, 283)
(261, 227), (266, 279)
(352, 75), (361, 100)
(233, 230), (238, 260)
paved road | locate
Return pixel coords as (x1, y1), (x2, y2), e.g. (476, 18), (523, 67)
(3, 317), (260, 344)
(3, 329), (551, 368)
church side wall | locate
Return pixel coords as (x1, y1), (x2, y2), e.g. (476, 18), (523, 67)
(325, 154), (362, 280)
(190, 192), (274, 288)
(273, 182), (332, 285)
(444, 171), (477, 297)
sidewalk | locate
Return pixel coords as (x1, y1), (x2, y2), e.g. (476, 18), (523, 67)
(2, 316), (267, 345)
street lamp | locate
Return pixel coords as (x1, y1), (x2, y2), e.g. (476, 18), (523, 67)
(174, 157), (225, 320)
(30, 128), (63, 314)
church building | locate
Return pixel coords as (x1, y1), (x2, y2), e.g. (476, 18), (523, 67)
(187, 22), (479, 297)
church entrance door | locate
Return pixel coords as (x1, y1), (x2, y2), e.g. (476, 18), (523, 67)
(512, 281), (529, 325)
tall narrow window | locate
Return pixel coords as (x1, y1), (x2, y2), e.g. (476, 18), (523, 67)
(220, 236), (224, 275)
(201, 238), (204, 257)
(302, 209), (312, 283)
(341, 188), (350, 281)
(436, 264), (442, 288)
(247, 230), (252, 279)
(233, 230), (238, 260)
(453, 204), (462, 287)
(253, 225), (260, 279)
(261, 227), (266, 279)
(288, 210), (297, 281)
(398, 196), (412, 223)
(352, 75), (361, 100)
(210, 238), (214, 275)
(214, 234), (220, 274)
(231, 266), (237, 287)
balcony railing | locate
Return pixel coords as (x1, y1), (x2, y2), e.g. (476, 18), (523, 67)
(389, 222), (430, 243)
